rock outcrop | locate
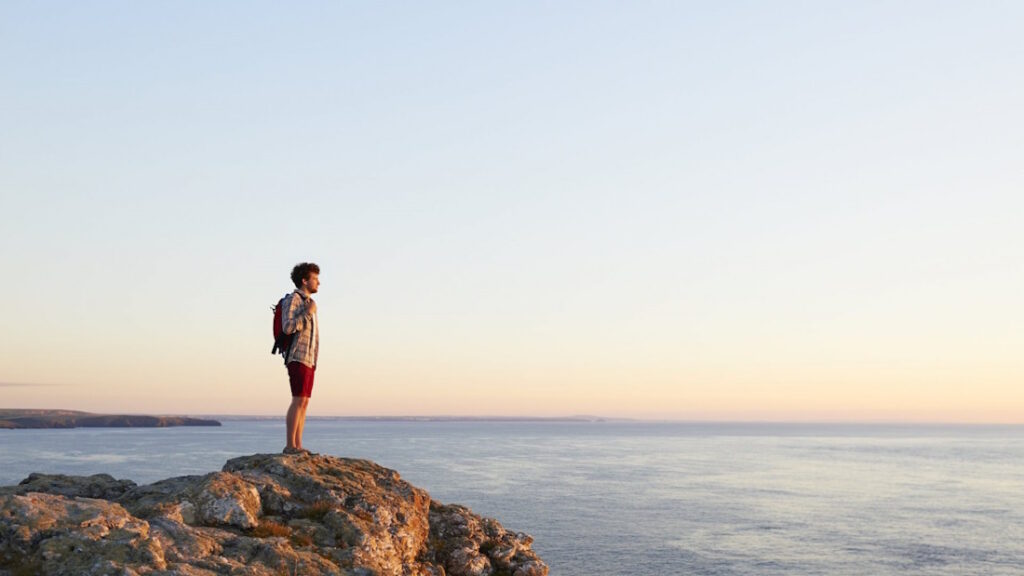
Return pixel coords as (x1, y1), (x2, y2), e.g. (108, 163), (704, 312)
(0, 453), (548, 576)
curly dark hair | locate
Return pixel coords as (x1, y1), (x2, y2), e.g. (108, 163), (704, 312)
(291, 262), (321, 288)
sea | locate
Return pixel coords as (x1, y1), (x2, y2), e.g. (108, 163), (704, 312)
(2, 419), (1023, 575)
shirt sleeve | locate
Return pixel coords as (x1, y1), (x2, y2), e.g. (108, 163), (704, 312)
(281, 293), (310, 335)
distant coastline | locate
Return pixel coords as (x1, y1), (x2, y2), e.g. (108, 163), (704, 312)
(210, 414), (633, 423)
(0, 409), (221, 429)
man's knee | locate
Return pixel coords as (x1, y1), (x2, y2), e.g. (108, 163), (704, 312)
(300, 397), (311, 409)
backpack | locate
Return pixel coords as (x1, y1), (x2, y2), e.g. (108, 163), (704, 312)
(271, 294), (294, 362)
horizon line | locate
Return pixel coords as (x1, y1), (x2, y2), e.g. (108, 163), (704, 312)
(5, 408), (1023, 426)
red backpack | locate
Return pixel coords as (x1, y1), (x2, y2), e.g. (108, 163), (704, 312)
(271, 294), (294, 361)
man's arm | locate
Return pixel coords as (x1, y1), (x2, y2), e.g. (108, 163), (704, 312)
(281, 293), (312, 335)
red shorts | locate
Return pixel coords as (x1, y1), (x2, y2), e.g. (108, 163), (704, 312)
(287, 362), (316, 398)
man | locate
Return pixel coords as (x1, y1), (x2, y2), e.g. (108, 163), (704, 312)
(281, 262), (320, 454)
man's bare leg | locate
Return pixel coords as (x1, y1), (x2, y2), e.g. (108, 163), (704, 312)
(286, 396), (303, 450)
(296, 397), (310, 449)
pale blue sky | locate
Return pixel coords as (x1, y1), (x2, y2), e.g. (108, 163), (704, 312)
(2, 1), (1022, 420)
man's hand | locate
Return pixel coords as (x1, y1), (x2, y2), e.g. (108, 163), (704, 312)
(306, 299), (317, 316)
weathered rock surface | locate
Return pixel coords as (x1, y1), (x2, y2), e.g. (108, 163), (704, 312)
(3, 473), (137, 501)
(0, 453), (548, 576)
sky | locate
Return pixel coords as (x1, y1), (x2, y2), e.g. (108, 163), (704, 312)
(1, 1), (1021, 422)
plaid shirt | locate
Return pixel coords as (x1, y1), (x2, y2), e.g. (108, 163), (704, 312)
(282, 290), (319, 368)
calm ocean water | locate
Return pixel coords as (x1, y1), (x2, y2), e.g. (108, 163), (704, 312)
(2, 420), (1023, 575)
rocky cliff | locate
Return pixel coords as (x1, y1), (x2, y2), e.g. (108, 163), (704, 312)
(0, 453), (548, 576)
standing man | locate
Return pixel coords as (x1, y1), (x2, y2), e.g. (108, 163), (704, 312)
(282, 262), (320, 454)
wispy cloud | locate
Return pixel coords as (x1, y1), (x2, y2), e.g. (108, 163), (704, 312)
(0, 382), (67, 388)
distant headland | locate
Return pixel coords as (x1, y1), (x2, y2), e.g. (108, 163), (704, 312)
(0, 409), (221, 429)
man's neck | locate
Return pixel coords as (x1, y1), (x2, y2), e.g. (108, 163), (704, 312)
(297, 288), (311, 298)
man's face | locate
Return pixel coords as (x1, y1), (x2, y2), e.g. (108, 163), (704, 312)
(303, 272), (320, 294)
